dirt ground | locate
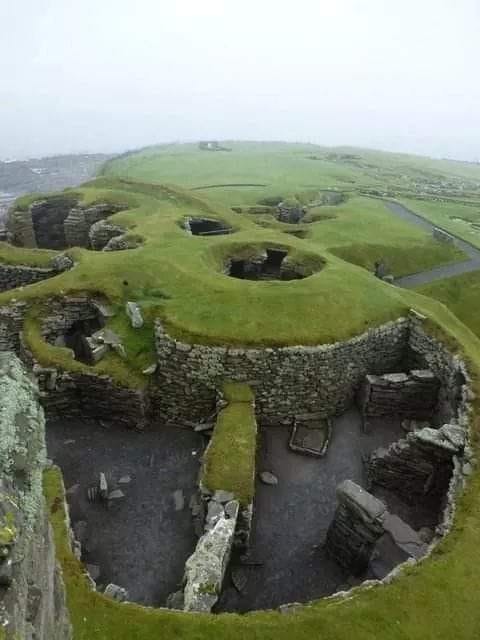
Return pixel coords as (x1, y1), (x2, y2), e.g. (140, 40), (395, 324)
(46, 419), (205, 606)
(217, 408), (431, 612)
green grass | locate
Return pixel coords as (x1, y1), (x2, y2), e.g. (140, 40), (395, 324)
(23, 303), (147, 388)
(304, 197), (466, 277)
(400, 197), (480, 249)
(8, 140), (480, 639)
(0, 242), (57, 267)
(417, 271), (480, 339)
(202, 384), (257, 505)
(2, 143), (477, 389)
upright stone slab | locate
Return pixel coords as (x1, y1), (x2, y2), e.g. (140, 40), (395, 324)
(325, 480), (386, 575)
(183, 508), (238, 612)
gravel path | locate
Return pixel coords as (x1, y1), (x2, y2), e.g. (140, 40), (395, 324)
(381, 200), (480, 288)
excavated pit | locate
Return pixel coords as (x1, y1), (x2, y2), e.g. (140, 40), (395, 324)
(226, 247), (321, 281)
(46, 419), (206, 606)
(184, 217), (233, 236)
(217, 406), (446, 613)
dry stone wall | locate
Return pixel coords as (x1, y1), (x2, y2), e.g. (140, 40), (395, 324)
(359, 369), (440, 429)
(0, 353), (71, 639)
(0, 263), (59, 292)
(0, 301), (27, 352)
(8, 200), (126, 250)
(153, 318), (410, 424)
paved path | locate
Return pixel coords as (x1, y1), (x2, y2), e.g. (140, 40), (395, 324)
(381, 200), (480, 288)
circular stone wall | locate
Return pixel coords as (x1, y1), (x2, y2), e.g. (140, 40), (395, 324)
(222, 245), (325, 281)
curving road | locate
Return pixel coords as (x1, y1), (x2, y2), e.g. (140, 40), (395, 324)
(380, 200), (480, 288)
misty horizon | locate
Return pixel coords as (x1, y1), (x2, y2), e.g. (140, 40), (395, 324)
(2, 1), (479, 162)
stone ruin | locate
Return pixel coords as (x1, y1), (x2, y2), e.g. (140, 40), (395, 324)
(0, 300), (475, 618)
(0, 353), (71, 639)
(225, 247), (318, 281)
(182, 217), (233, 236)
(6, 196), (130, 251)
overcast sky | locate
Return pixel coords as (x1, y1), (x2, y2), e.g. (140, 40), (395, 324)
(1, 0), (479, 160)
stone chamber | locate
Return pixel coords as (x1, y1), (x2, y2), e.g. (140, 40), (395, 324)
(0, 301), (474, 626)
(222, 245), (324, 281)
(6, 195), (135, 251)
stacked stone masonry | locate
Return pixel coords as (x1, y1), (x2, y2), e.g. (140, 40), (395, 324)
(366, 423), (466, 504)
(153, 318), (410, 424)
(325, 480), (429, 576)
(325, 480), (387, 574)
(153, 312), (472, 427)
(0, 263), (59, 293)
(8, 200), (126, 250)
(359, 369), (440, 429)
(0, 353), (71, 639)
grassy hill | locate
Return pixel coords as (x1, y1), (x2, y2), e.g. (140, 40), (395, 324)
(2, 140), (480, 640)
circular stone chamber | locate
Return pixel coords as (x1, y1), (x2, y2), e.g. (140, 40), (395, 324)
(224, 245), (324, 281)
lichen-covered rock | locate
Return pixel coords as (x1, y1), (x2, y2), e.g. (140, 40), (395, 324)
(183, 510), (238, 612)
(50, 253), (74, 272)
(126, 301), (144, 329)
(0, 353), (71, 639)
(103, 234), (141, 251)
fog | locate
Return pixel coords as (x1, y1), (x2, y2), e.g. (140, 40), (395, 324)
(1, 0), (479, 160)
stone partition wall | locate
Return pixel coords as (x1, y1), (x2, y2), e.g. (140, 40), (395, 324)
(408, 312), (470, 425)
(0, 353), (71, 639)
(153, 319), (410, 424)
(0, 263), (60, 292)
(32, 363), (149, 429)
(0, 301), (28, 352)
(359, 369), (440, 430)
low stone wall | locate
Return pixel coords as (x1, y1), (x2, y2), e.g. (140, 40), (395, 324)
(366, 423), (465, 503)
(0, 301), (28, 352)
(325, 480), (428, 576)
(40, 296), (101, 343)
(325, 480), (387, 575)
(0, 262), (59, 292)
(408, 312), (470, 425)
(33, 363), (149, 429)
(433, 227), (455, 244)
(0, 353), (71, 639)
(153, 318), (410, 424)
(359, 369), (440, 429)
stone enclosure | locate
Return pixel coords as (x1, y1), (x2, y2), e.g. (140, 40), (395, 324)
(6, 196), (131, 251)
(0, 295), (474, 616)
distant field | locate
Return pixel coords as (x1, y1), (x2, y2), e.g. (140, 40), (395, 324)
(417, 271), (480, 338)
(400, 197), (480, 250)
(103, 141), (480, 208)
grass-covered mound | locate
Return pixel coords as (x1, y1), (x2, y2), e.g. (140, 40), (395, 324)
(0, 177), (430, 385)
(201, 383), (257, 506)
